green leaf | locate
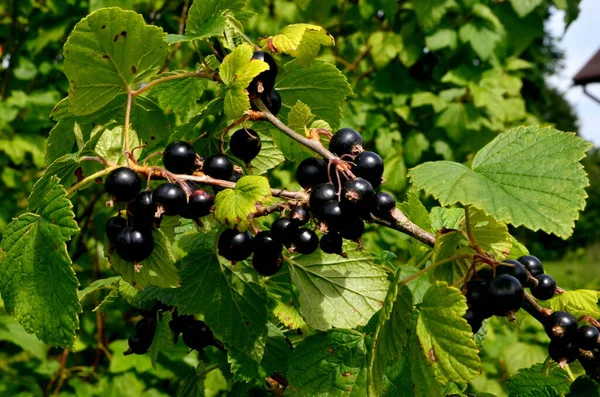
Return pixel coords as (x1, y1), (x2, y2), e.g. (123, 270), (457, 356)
(0, 177), (80, 347)
(109, 339), (153, 373)
(431, 231), (469, 285)
(426, 29), (458, 51)
(246, 127), (285, 175)
(553, 0), (581, 29)
(507, 363), (572, 397)
(181, 0), (252, 43)
(150, 72), (206, 121)
(460, 207), (511, 260)
(413, 0), (457, 30)
(548, 290), (600, 318)
(174, 231), (268, 356)
(261, 323), (292, 376)
(0, 315), (48, 359)
(409, 126), (592, 238)
(567, 376), (600, 397)
(287, 329), (368, 396)
(276, 60), (352, 131)
(416, 282), (481, 384)
(458, 13), (503, 61)
(95, 125), (141, 165)
(78, 276), (121, 300)
(214, 175), (271, 231)
(108, 228), (180, 289)
(271, 24), (334, 67)
(149, 311), (174, 368)
(399, 190), (432, 232)
(289, 245), (389, 330)
(279, 100), (321, 161)
(63, 8), (168, 115)
(435, 102), (481, 141)
(429, 207), (463, 231)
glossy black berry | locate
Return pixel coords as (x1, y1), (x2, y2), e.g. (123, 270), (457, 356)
(293, 228), (319, 255)
(218, 229), (253, 261)
(106, 216), (127, 241)
(270, 218), (297, 247)
(309, 183), (337, 215)
(128, 331), (153, 355)
(340, 217), (365, 241)
(153, 183), (186, 216)
(130, 190), (157, 229)
(320, 232), (343, 254)
(182, 320), (214, 351)
(372, 192), (396, 218)
(248, 51), (278, 94)
(263, 89), (281, 115)
(496, 260), (528, 287)
(376, 9), (385, 21)
(180, 189), (214, 219)
(169, 314), (195, 342)
(163, 141), (196, 174)
(341, 178), (375, 214)
(329, 128), (363, 157)
(484, 274), (524, 316)
(290, 206), (310, 227)
(230, 129), (261, 163)
(544, 311), (578, 341)
(464, 307), (483, 333)
(518, 255), (544, 277)
(135, 316), (157, 333)
(116, 227), (154, 262)
(320, 201), (345, 230)
(203, 154), (234, 181)
(548, 339), (578, 364)
(577, 325), (600, 350)
(253, 231), (283, 258)
(465, 280), (493, 319)
(531, 274), (557, 301)
(105, 167), (142, 202)
(353, 151), (384, 188)
(253, 253), (283, 276)
(296, 158), (328, 189)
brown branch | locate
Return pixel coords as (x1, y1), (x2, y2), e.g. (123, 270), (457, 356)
(372, 208), (435, 247)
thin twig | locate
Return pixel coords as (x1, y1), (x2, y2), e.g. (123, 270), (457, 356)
(131, 70), (221, 96)
(124, 90), (133, 155)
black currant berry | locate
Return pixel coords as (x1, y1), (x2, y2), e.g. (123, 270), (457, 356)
(203, 154), (234, 181)
(253, 231), (283, 258)
(372, 192), (396, 218)
(320, 232), (343, 254)
(105, 167), (141, 202)
(292, 228), (319, 255)
(329, 128), (364, 157)
(548, 338), (578, 364)
(353, 151), (384, 188)
(309, 183), (337, 215)
(464, 307), (483, 333)
(263, 89), (281, 115)
(340, 217), (365, 241)
(496, 260), (528, 287)
(531, 274), (557, 301)
(230, 129), (261, 163)
(169, 314), (195, 342)
(341, 178), (375, 214)
(290, 206), (310, 227)
(218, 229), (253, 261)
(136, 316), (157, 333)
(518, 255), (545, 277)
(116, 227), (154, 262)
(180, 189), (214, 219)
(128, 331), (153, 355)
(320, 201), (345, 230)
(182, 320), (214, 351)
(248, 51), (278, 94)
(163, 141), (196, 174)
(544, 311), (578, 341)
(130, 190), (157, 221)
(270, 218), (297, 247)
(153, 183), (186, 216)
(106, 216), (127, 241)
(376, 9), (385, 21)
(465, 280), (494, 319)
(296, 158), (328, 189)
(484, 274), (524, 316)
(253, 253), (283, 276)
(577, 325), (600, 350)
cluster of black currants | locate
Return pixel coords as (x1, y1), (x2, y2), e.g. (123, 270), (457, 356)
(463, 255), (557, 333)
(543, 310), (600, 366)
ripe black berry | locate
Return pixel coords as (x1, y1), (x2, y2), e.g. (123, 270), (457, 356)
(128, 331), (153, 355)
(182, 320), (214, 351)
(163, 141), (196, 174)
(253, 254), (283, 276)
(293, 228), (319, 255)
(253, 231), (283, 258)
(116, 227), (154, 262)
(496, 260), (527, 287)
(484, 274), (524, 316)
(544, 311), (578, 341)
(531, 274), (557, 300)
(518, 255), (544, 277)
(376, 9), (385, 21)
(320, 232), (343, 254)
(263, 89), (281, 115)
(548, 338), (578, 364)
(153, 183), (186, 216)
(270, 218), (297, 247)
(230, 129), (261, 163)
(180, 189), (214, 219)
(203, 154), (234, 180)
(464, 307), (483, 333)
(218, 229), (253, 261)
(340, 217), (364, 241)
(106, 216), (127, 241)
(248, 51), (277, 94)
(130, 190), (157, 228)
(290, 206), (310, 227)
(296, 158), (328, 189)
(353, 151), (384, 188)
(372, 192), (396, 218)
(577, 325), (600, 350)
(136, 316), (157, 333)
(105, 167), (141, 202)
(329, 128), (363, 157)
(309, 183), (337, 215)
(320, 201), (345, 230)
(341, 178), (375, 214)
(169, 314), (195, 342)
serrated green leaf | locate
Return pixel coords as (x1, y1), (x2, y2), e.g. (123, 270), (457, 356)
(273, 300), (307, 331)
(95, 125), (141, 165)
(271, 24), (334, 67)
(182, 0), (252, 43)
(78, 276), (121, 300)
(0, 315), (48, 359)
(507, 363), (572, 397)
(150, 72), (206, 121)
(277, 100), (321, 161)
(416, 282), (481, 384)
(149, 311), (174, 368)
(399, 190), (432, 232)
(567, 375), (600, 397)
(426, 29), (458, 51)
(0, 177), (80, 347)
(413, 0), (457, 31)
(214, 175), (271, 231)
(548, 290), (600, 318)
(435, 102), (481, 141)
(429, 207), (464, 231)
(507, 234), (530, 259)
(261, 323), (292, 376)
(287, 329), (368, 396)
(407, 314), (445, 397)
(409, 126), (592, 238)
(431, 231), (469, 284)
(289, 245), (389, 330)
(510, 0), (543, 17)
(458, 22), (501, 61)
(63, 8), (168, 115)
(460, 207), (511, 260)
